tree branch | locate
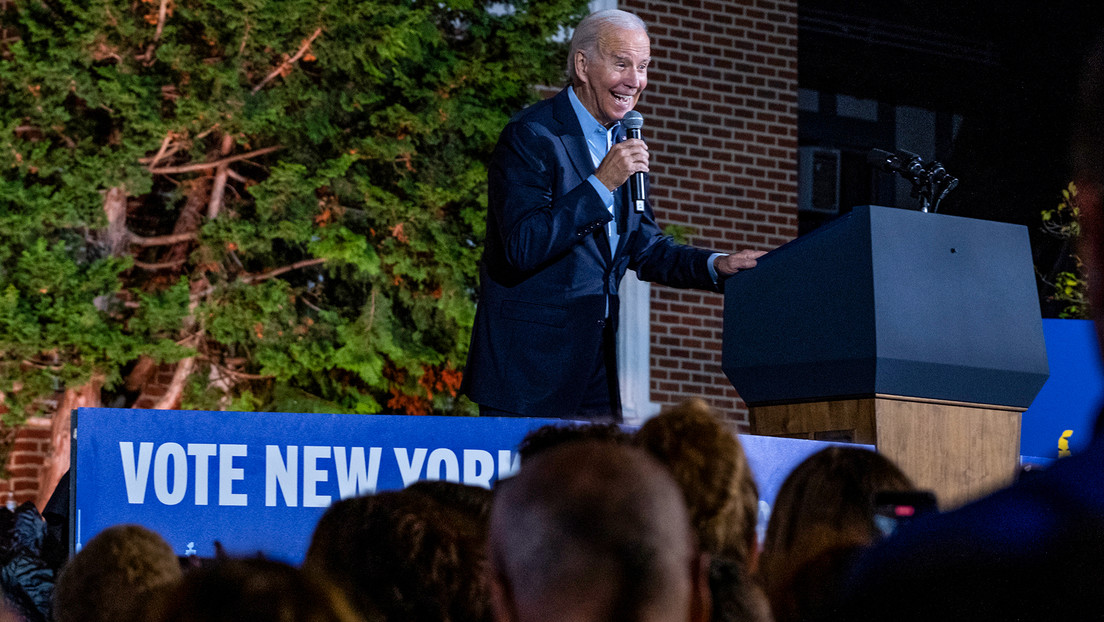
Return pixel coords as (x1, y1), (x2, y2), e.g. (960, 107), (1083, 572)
(138, 143), (181, 164)
(127, 231), (198, 247)
(366, 288), (377, 332)
(134, 258), (188, 270)
(147, 133), (174, 168)
(206, 358), (274, 381)
(195, 124), (221, 140)
(153, 355), (194, 410)
(102, 186), (128, 256)
(192, 257), (328, 300)
(238, 20), (252, 56)
(154, 0), (169, 41)
(148, 145), (282, 174)
(251, 27), (323, 94)
(241, 257), (328, 284)
(22, 359), (63, 371)
(207, 134), (235, 219)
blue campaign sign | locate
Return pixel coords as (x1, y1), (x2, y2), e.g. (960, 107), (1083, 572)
(72, 408), (563, 564)
(71, 408), (848, 564)
(1021, 319), (1104, 459)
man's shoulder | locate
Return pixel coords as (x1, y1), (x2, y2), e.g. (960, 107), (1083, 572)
(505, 87), (569, 130)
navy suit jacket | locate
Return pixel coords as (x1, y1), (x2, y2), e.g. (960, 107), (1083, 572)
(461, 87), (718, 417)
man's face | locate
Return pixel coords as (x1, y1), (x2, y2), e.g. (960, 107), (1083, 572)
(574, 26), (650, 128)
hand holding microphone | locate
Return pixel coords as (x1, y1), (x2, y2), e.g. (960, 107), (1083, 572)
(594, 111), (648, 213)
(622, 111), (647, 213)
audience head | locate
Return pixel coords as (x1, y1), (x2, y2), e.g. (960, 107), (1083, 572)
(304, 488), (491, 622)
(404, 479), (495, 527)
(488, 440), (710, 622)
(150, 557), (362, 622)
(516, 421), (631, 463)
(53, 524), (183, 622)
(633, 398), (760, 568)
(708, 557), (774, 622)
(757, 447), (914, 622)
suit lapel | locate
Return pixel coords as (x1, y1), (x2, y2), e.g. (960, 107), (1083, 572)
(551, 88), (596, 186)
(551, 87), (615, 263)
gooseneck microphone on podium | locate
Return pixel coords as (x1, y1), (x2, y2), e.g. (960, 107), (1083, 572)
(867, 148), (959, 213)
(622, 110), (647, 213)
(867, 148), (926, 185)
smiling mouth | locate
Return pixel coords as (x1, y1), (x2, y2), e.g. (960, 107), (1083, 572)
(613, 93), (633, 104)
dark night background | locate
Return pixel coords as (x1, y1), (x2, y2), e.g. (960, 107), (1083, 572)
(797, 1), (1104, 316)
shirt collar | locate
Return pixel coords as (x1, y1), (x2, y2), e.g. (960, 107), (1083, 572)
(568, 87), (618, 156)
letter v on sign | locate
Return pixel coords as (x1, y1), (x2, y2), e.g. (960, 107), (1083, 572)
(120, 442), (155, 504)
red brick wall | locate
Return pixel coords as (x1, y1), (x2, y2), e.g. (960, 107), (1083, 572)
(1, 418), (52, 508)
(623, 0), (799, 429)
(0, 361), (174, 508)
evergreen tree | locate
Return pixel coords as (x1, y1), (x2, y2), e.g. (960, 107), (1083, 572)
(0, 0), (587, 462)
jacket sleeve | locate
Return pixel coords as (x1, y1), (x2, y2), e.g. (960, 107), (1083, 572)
(628, 195), (721, 292)
(487, 122), (613, 274)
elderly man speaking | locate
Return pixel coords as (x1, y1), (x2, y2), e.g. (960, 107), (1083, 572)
(462, 9), (766, 421)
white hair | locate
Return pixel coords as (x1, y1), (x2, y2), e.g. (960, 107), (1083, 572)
(566, 10), (648, 85)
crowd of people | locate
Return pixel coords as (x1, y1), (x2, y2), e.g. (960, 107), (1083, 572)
(0, 382), (1097, 621)
(0, 399), (890, 622)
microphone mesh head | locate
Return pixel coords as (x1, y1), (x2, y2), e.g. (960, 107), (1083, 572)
(622, 110), (644, 130)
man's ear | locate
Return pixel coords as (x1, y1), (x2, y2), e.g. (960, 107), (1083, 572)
(574, 50), (588, 83)
(689, 551), (713, 622)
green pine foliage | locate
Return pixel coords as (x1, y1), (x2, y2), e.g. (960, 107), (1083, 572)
(0, 0), (588, 426)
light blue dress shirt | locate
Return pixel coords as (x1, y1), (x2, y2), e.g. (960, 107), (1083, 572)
(568, 87), (620, 253)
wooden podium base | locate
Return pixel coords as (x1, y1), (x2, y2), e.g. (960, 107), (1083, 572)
(750, 395), (1022, 509)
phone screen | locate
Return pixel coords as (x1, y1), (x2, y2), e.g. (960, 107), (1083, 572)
(872, 490), (938, 537)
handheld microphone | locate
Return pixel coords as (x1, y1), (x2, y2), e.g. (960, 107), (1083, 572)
(622, 110), (647, 213)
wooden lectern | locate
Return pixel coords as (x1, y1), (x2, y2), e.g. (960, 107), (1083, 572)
(722, 205), (1050, 508)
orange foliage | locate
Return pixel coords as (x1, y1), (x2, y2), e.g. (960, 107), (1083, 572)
(390, 222), (409, 243)
(418, 363), (462, 400)
(387, 391), (431, 417)
(383, 363), (462, 416)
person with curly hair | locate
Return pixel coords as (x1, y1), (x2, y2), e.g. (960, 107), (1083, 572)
(304, 487), (491, 622)
(632, 398), (760, 570)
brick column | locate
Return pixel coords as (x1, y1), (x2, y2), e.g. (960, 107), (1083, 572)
(622, 0), (799, 428)
(1, 419), (52, 508)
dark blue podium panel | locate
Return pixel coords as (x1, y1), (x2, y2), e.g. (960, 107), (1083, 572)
(722, 205), (1049, 408)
